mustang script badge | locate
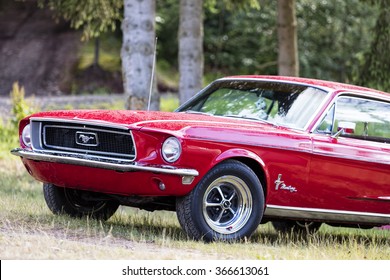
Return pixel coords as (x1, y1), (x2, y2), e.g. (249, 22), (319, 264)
(275, 174), (297, 193)
(76, 131), (99, 146)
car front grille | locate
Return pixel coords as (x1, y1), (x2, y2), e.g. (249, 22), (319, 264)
(32, 120), (136, 161)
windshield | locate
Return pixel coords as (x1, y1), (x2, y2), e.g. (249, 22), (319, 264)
(177, 80), (328, 129)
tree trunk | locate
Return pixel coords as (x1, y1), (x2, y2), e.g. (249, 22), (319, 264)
(121, 0), (158, 110)
(93, 38), (100, 67)
(277, 0), (299, 76)
(179, 0), (204, 105)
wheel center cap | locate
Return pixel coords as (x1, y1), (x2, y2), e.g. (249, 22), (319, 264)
(223, 200), (231, 209)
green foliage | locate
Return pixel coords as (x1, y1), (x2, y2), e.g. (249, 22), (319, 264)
(160, 94), (179, 112)
(0, 82), (37, 159)
(158, 0), (384, 89)
(203, 2), (277, 75)
(34, 0), (389, 91)
(78, 33), (122, 72)
(0, 121), (17, 159)
(157, 0), (267, 77)
(297, 0), (378, 84)
(205, 0), (260, 13)
(156, 0), (180, 69)
(357, 0), (390, 91)
(10, 82), (34, 128)
(38, 0), (123, 40)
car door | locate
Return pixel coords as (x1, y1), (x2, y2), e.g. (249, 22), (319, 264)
(310, 95), (390, 216)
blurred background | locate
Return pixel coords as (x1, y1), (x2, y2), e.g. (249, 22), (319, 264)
(0, 0), (388, 101)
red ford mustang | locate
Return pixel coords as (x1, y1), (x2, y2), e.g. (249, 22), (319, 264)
(12, 76), (390, 241)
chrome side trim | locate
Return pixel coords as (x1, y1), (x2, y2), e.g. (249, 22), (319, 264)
(11, 148), (199, 177)
(264, 204), (390, 225)
(311, 150), (390, 165)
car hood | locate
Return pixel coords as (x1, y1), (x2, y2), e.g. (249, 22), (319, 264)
(28, 109), (296, 138)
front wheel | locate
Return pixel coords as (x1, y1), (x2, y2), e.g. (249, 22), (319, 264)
(176, 160), (265, 242)
(43, 183), (119, 221)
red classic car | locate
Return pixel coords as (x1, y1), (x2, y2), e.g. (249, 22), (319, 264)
(12, 76), (390, 241)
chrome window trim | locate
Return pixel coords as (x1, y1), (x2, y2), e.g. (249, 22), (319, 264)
(310, 100), (336, 136)
(217, 77), (334, 95)
(265, 204), (390, 225)
(310, 92), (390, 134)
(177, 77), (330, 132)
(332, 96), (390, 140)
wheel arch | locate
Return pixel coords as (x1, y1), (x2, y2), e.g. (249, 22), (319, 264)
(176, 155), (267, 241)
(213, 149), (270, 200)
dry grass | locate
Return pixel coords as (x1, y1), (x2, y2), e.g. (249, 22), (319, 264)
(1, 158), (389, 260)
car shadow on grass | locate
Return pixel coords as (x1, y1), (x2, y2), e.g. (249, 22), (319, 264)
(251, 224), (390, 247)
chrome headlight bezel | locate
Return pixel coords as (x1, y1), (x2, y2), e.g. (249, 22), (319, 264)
(161, 137), (182, 163)
(21, 124), (32, 147)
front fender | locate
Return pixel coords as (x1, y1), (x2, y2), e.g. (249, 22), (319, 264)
(213, 148), (271, 196)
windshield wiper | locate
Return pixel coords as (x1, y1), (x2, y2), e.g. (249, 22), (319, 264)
(223, 114), (278, 126)
(183, 110), (214, 116)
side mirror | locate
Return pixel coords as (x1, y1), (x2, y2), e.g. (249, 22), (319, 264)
(332, 121), (356, 139)
(337, 121), (356, 134)
(332, 128), (344, 139)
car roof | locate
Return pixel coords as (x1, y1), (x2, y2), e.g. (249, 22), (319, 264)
(223, 75), (390, 98)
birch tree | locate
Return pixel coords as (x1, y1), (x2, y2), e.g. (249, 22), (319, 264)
(178, 0), (204, 104)
(122, 0), (158, 110)
(277, 0), (299, 76)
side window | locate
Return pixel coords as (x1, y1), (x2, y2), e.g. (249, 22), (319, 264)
(333, 97), (390, 143)
(316, 104), (335, 134)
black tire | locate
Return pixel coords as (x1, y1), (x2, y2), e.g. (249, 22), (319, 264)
(43, 183), (119, 221)
(272, 220), (322, 234)
(176, 160), (265, 242)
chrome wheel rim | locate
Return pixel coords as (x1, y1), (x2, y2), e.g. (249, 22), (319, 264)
(202, 175), (253, 234)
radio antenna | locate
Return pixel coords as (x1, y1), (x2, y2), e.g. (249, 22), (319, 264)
(147, 37), (158, 111)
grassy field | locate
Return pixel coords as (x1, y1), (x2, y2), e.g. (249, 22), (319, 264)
(0, 155), (389, 260)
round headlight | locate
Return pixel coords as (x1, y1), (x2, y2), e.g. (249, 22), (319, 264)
(162, 137), (181, 163)
(22, 124), (32, 147)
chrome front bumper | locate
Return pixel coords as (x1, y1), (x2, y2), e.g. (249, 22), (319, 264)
(11, 148), (199, 182)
